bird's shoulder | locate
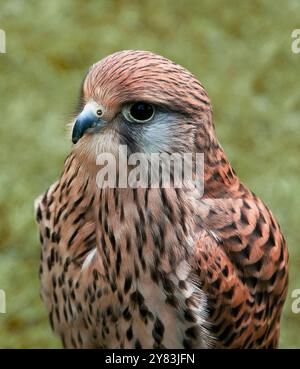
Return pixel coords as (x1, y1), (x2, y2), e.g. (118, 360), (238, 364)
(191, 188), (288, 348)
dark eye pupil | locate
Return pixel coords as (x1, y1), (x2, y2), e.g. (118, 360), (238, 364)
(130, 102), (153, 121)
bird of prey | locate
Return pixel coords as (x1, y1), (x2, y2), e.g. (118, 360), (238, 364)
(35, 50), (288, 349)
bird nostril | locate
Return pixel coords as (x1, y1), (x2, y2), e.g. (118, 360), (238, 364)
(96, 109), (103, 117)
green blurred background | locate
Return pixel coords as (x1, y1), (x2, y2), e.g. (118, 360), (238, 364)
(0, 0), (299, 348)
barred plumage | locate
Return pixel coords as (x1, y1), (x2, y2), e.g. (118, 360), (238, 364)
(35, 50), (288, 348)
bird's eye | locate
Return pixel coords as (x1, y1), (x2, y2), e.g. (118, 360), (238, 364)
(96, 109), (103, 117)
(124, 102), (155, 123)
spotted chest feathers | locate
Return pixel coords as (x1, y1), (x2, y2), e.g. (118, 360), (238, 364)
(35, 155), (212, 348)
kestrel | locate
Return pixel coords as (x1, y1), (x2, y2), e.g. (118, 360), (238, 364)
(35, 50), (288, 348)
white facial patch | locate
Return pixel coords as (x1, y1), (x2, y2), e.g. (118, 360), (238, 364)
(141, 113), (180, 154)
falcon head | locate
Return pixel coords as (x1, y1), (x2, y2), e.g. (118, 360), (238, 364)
(71, 50), (217, 167)
(72, 51), (223, 178)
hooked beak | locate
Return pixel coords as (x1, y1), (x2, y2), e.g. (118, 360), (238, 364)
(72, 103), (104, 144)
